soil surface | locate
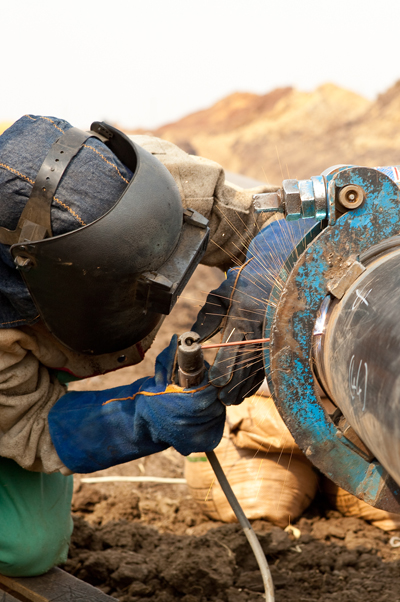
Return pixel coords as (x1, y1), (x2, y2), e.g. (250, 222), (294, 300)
(65, 449), (400, 602)
(64, 264), (400, 601)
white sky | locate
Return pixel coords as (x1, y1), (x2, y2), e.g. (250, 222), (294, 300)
(2, 0), (400, 130)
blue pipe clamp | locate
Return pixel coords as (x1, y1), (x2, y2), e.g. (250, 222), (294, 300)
(261, 166), (400, 512)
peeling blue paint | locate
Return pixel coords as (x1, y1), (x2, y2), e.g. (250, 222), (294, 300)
(264, 167), (400, 511)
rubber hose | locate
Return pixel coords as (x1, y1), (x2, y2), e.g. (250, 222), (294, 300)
(206, 450), (275, 602)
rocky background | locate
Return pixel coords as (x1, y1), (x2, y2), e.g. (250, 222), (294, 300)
(138, 81), (400, 185)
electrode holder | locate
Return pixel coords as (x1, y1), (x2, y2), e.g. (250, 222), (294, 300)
(177, 331), (205, 388)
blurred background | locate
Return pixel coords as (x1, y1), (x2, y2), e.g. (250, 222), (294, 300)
(2, 0), (400, 386)
(1, 0), (400, 184)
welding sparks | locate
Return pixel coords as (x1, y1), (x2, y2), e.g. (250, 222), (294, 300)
(201, 338), (270, 350)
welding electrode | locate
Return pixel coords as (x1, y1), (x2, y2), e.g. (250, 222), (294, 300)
(177, 332), (275, 602)
(201, 338), (270, 350)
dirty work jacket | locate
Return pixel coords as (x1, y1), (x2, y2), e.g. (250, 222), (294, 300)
(130, 134), (278, 271)
(0, 137), (278, 474)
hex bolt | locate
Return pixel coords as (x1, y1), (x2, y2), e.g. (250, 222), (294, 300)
(298, 179), (315, 218)
(282, 179), (301, 220)
(311, 176), (327, 220)
(338, 185), (365, 210)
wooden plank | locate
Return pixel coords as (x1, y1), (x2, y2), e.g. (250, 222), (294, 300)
(0, 568), (117, 602)
(0, 591), (21, 602)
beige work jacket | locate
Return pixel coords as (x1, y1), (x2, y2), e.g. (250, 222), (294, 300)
(0, 136), (278, 473)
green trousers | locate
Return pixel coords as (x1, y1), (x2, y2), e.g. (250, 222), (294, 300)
(0, 457), (73, 576)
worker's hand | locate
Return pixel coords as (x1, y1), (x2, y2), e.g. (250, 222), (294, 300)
(193, 218), (317, 405)
(132, 335), (226, 456)
(48, 336), (225, 473)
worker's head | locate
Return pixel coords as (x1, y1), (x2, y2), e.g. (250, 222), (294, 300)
(0, 115), (208, 362)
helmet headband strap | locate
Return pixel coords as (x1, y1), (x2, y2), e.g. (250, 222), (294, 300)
(0, 127), (106, 245)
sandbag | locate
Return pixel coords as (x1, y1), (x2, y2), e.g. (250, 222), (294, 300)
(185, 433), (318, 528)
(322, 477), (400, 531)
(226, 391), (302, 454)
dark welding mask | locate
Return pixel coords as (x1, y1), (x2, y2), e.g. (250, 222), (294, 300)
(0, 122), (209, 355)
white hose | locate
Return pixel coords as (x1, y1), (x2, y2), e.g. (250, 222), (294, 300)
(81, 476), (187, 484)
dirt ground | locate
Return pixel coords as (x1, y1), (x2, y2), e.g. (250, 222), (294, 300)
(64, 265), (400, 601)
(66, 449), (400, 602)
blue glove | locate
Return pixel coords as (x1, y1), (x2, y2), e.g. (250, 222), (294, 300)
(193, 218), (317, 404)
(48, 336), (225, 473)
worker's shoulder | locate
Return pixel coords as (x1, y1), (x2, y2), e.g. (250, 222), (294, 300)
(128, 134), (187, 158)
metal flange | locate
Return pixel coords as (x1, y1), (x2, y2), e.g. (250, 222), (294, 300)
(264, 167), (400, 512)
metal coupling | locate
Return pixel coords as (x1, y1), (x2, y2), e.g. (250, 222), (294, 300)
(177, 331), (205, 388)
(252, 190), (283, 213)
(253, 176), (327, 221)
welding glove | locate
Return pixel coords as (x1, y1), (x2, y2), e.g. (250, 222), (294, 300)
(48, 336), (225, 473)
(193, 218), (317, 405)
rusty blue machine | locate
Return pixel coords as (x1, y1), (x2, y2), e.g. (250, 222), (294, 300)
(253, 165), (400, 512)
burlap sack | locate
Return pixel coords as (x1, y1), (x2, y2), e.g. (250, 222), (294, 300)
(226, 390), (302, 454)
(186, 390), (400, 531)
(322, 477), (400, 531)
(185, 393), (318, 527)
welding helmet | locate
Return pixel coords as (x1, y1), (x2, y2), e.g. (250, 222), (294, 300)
(0, 117), (209, 355)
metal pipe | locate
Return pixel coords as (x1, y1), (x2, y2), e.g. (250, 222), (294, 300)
(317, 248), (400, 486)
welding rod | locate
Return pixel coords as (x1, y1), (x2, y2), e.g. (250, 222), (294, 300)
(201, 338), (270, 350)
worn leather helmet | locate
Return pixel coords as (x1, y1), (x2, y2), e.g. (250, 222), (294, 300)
(0, 120), (209, 354)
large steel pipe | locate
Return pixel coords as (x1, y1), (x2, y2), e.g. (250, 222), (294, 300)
(319, 247), (400, 486)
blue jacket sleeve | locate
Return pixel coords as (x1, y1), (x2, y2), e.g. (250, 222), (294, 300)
(48, 336), (226, 473)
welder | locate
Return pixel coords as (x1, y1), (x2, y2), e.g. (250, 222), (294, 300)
(0, 115), (313, 578)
